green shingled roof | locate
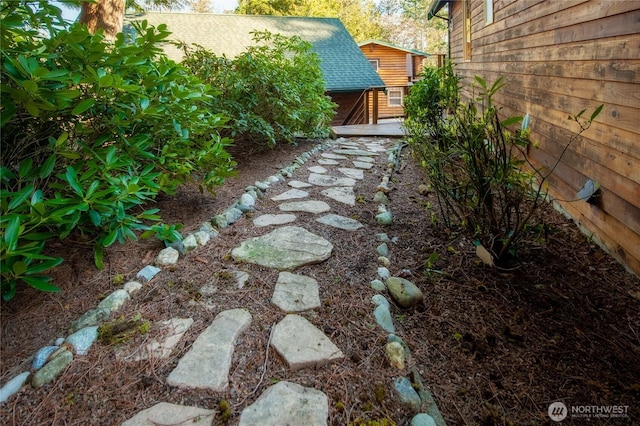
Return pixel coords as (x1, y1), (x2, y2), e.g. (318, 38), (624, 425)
(128, 13), (385, 92)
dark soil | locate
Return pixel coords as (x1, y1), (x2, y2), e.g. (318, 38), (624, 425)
(1, 137), (639, 425)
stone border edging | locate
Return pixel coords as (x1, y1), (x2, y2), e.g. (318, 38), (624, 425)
(372, 140), (447, 426)
(0, 140), (333, 403)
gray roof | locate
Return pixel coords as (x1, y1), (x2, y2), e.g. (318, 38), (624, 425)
(128, 12), (385, 92)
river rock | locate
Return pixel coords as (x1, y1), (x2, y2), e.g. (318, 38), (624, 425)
(31, 349), (73, 388)
(136, 265), (161, 282)
(0, 372), (30, 403)
(156, 247), (179, 267)
(123, 281), (143, 294)
(394, 377), (422, 412)
(386, 277), (423, 308)
(69, 307), (110, 333)
(411, 413), (437, 426)
(32, 346), (59, 370)
(386, 341), (405, 370)
(97, 289), (130, 312)
(376, 211), (393, 225)
(182, 234), (198, 252)
(65, 326), (99, 356)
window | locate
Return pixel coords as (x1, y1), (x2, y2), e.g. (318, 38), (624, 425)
(463, 0), (472, 61)
(485, 0), (494, 24)
(369, 59), (379, 72)
(387, 88), (403, 107)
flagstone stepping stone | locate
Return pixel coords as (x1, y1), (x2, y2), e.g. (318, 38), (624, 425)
(232, 226), (333, 270)
(116, 318), (194, 361)
(365, 144), (388, 153)
(321, 187), (355, 206)
(238, 381), (328, 426)
(253, 213), (297, 227)
(308, 165), (327, 174)
(356, 156), (376, 163)
(271, 189), (308, 201)
(271, 272), (320, 312)
(308, 173), (356, 187)
(338, 167), (364, 180)
(271, 314), (344, 371)
(288, 180), (313, 188)
(333, 148), (376, 156)
(279, 200), (331, 214)
(122, 402), (216, 426)
(316, 214), (364, 231)
(353, 161), (374, 170)
(166, 309), (251, 391)
(318, 159), (340, 166)
(321, 152), (348, 160)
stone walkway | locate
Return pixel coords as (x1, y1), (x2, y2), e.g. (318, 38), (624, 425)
(1, 137), (445, 425)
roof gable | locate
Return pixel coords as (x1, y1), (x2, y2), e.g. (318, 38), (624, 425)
(358, 39), (430, 57)
(128, 13), (385, 92)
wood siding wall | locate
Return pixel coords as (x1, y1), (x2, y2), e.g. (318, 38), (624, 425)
(329, 91), (363, 125)
(447, 0), (640, 275)
(360, 43), (426, 118)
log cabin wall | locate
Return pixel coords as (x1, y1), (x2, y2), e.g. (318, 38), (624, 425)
(360, 42), (427, 118)
(445, 0), (640, 276)
(328, 91), (363, 125)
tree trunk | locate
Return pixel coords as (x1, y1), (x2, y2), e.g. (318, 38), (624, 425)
(79, 0), (126, 40)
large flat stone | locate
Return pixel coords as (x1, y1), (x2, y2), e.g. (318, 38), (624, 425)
(316, 214), (364, 231)
(308, 165), (327, 174)
(239, 381), (328, 426)
(116, 318), (193, 361)
(338, 167), (364, 180)
(317, 159), (340, 166)
(278, 200), (331, 214)
(332, 148), (376, 156)
(321, 153), (348, 160)
(166, 309), (251, 391)
(271, 272), (321, 312)
(271, 314), (344, 371)
(308, 173), (356, 187)
(352, 161), (374, 170)
(122, 402), (216, 426)
(271, 189), (308, 201)
(321, 187), (355, 206)
(253, 213), (297, 227)
(288, 180), (313, 188)
(232, 226), (333, 270)
(355, 156), (376, 163)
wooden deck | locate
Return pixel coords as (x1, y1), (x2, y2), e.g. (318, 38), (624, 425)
(332, 118), (405, 138)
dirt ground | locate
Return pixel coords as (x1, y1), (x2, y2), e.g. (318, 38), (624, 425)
(1, 137), (639, 425)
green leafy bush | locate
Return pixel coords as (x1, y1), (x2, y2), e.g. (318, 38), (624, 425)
(1, 1), (234, 300)
(404, 60), (460, 146)
(183, 31), (337, 148)
(405, 64), (602, 264)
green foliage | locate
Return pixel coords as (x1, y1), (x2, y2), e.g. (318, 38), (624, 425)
(236, 0), (387, 42)
(405, 63), (602, 264)
(1, 1), (234, 300)
(140, 223), (183, 244)
(183, 31), (336, 149)
(404, 60), (460, 145)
